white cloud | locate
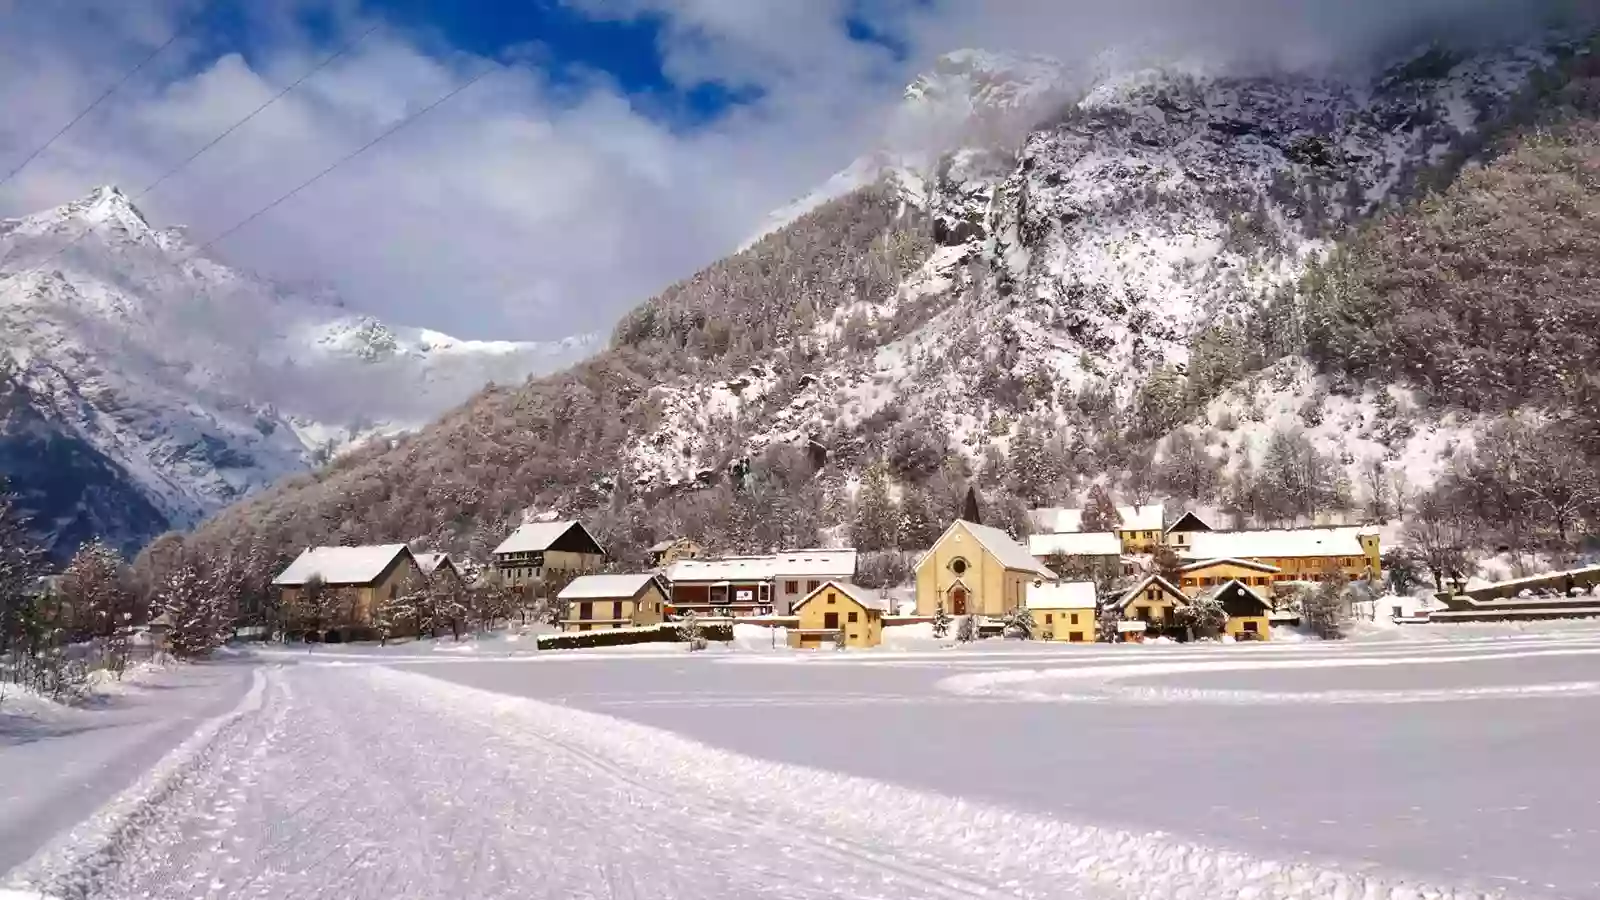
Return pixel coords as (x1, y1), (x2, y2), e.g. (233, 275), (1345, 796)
(0, 0), (1586, 340)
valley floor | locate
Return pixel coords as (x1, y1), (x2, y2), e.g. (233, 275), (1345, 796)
(5, 629), (1600, 898)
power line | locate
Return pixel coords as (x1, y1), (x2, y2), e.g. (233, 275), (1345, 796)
(0, 8), (201, 192)
(0, 24), (380, 282)
(137, 24), (381, 200)
(193, 62), (501, 256)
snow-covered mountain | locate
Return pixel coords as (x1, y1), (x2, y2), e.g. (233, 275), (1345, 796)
(628, 40), (1563, 490)
(0, 186), (597, 557)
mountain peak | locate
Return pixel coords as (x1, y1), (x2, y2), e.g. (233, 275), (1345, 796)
(74, 184), (153, 231)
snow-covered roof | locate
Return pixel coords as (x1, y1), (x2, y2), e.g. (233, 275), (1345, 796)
(664, 556), (777, 583)
(492, 520), (601, 556)
(1178, 557), (1282, 574)
(412, 552), (455, 575)
(1025, 580), (1097, 609)
(1029, 504), (1164, 533)
(647, 539), (683, 553)
(792, 580), (889, 613)
(1114, 574), (1187, 610)
(272, 544), (411, 587)
(1119, 504), (1165, 531)
(1027, 531), (1122, 557)
(1184, 527), (1369, 560)
(772, 548), (857, 577)
(557, 573), (661, 601)
(956, 521), (1056, 578)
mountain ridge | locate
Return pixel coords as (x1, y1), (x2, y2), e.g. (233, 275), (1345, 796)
(0, 187), (598, 558)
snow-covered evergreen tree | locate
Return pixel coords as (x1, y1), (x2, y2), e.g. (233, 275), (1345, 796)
(1080, 485), (1121, 533)
(677, 610), (708, 651)
(158, 563), (230, 658)
(1004, 604), (1036, 640)
(851, 463), (898, 552)
(931, 602), (952, 638)
(56, 540), (136, 673)
(956, 612), (979, 643)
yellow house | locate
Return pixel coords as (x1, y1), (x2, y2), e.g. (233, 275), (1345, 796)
(1200, 580), (1274, 641)
(1111, 574), (1190, 640)
(788, 581), (885, 649)
(915, 520), (1057, 619)
(647, 538), (703, 568)
(493, 520), (606, 589)
(1177, 558), (1283, 597)
(556, 574), (669, 632)
(1025, 580), (1097, 642)
(1184, 527), (1380, 583)
(272, 544), (425, 640)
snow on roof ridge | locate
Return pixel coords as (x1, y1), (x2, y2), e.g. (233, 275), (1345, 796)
(1025, 580), (1097, 609)
(558, 573), (660, 600)
(272, 543), (410, 586)
(793, 580), (889, 612)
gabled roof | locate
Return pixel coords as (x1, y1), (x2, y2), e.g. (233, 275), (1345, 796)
(1027, 531), (1122, 558)
(412, 552), (456, 576)
(493, 520), (604, 556)
(1114, 574), (1188, 610)
(919, 520), (1054, 578)
(1178, 557), (1283, 574)
(1185, 527), (1368, 560)
(1197, 579), (1273, 613)
(1025, 580), (1097, 610)
(647, 539), (687, 553)
(792, 580), (888, 613)
(1164, 511), (1213, 534)
(558, 573), (663, 601)
(273, 544), (413, 587)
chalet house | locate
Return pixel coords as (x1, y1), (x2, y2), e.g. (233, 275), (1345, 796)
(1111, 574), (1190, 640)
(1027, 531), (1126, 576)
(272, 544), (424, 640)
(647, 538), (703, 568)
(789, 581), (885, 649)
(1162, 511), (1212, 551)
(556, 574), (669, 632)
(1198, 579), (1274, 640)
(1032, 503), (1167, 554)
(1182, 527), (1380, 583)
(663, 556), (777, 616)
(914, 520), (1056, 619)
(492, 520), (605, 590)
(1025, 580), (1096, 642)
(1177, 558), (1283, 597)
(770, 549), (859, 614)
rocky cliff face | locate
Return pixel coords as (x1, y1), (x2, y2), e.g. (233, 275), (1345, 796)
(0, 187), (596, 558)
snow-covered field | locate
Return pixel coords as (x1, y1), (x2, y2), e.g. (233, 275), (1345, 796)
(5, 627), (1600, 898)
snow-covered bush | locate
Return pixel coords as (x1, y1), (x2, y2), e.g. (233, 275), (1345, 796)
(1301, 581), (1348, 639)
(1175, 593), (1227, 638)
(931, 602), (952, 638)
(1004, 605), (1036, 640)
(956, 613), (980, 643)
(677, 611), (709, 652)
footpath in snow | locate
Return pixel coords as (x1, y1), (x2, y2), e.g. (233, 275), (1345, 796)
(6, 661), (1516, 900)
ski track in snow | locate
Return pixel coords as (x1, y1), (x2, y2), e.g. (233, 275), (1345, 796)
(5, 662), (1522, 900)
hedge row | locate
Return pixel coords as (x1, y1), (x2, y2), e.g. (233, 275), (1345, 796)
(535, 621), (734, 651)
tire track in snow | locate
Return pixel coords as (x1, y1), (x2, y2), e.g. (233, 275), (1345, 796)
(372, 666), (1516, 900)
